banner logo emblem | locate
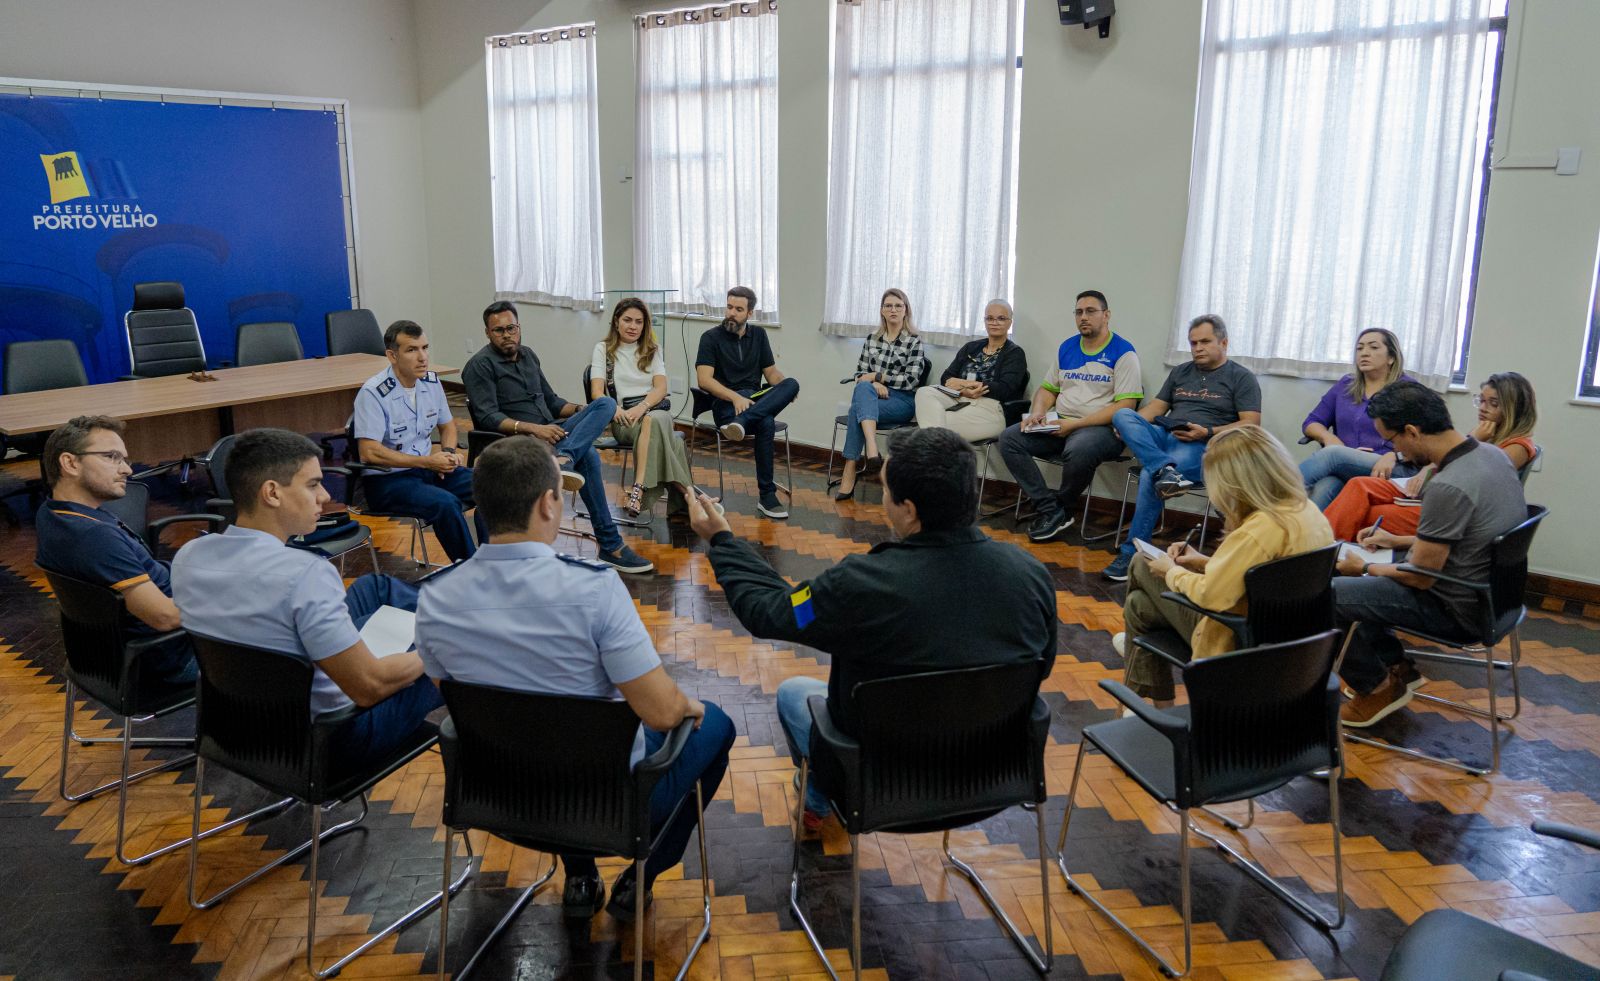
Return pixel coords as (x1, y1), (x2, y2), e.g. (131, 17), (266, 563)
(40, 151), (91, 204)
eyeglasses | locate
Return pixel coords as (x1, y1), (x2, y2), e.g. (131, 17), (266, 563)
(1073, 308), (1104, 317)
(1472, 394), (1499, 410)
(74, 450), (129, 466)
(984, 316), (1011, 323)
(487, 324), (521, 336)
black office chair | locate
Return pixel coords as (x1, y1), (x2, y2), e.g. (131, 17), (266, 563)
(1381, 822), (1600, 980)
(2, 338), (88, 458)
(99, 478), (227, 559)
(688, 387), (793, 504)
(1058, 630), (1347, 978)
(579, 364), (687, 527)
(325, 308), (385, 357)
(793, 661), (1054, 978)
(186, 635), (471, 979)
(464, 412), (593, 549)
(967, 370), (1030, 512)
(1342, 503), (1548, 776)
(124, 281), (207, 378)
(825, 359), (933, 489)
(200, 434), (377, 573)
(234, 321), (304, 366)
(436, 682), (710, 981)
(42, 568), (288, 866)
(1009, 456), (1216, 547)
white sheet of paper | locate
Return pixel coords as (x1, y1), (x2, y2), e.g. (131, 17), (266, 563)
(1387, 476), (1412, 492)
(1131, 538), (1166, 561)
(359, 605), (416, 659)
(1338, 542), (1395, 567)
(1022, 412), (1060, 434)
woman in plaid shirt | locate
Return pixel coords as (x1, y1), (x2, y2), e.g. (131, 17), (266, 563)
(834, 288), (928, 500)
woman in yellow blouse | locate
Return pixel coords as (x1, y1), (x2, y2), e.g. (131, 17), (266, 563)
(1118, 424), (1334, 706)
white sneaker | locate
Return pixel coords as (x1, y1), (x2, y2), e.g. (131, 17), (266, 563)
(1112, 632), (1126, 658)
(719, 422), (746, 442)
(561, 470), (585, 492)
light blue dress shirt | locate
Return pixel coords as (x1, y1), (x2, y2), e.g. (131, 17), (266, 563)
(351, 365), (452, 473)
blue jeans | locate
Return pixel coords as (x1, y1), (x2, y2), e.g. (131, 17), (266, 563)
(1300, 445), (1382, 509)
(362, 467), (489, 563)
(553, 397), (623, 553)
(776, 676), (830, 814)
(841, 381), (916, 461)
(332, 574), (444, 774)
(711, 378), (800, 496)
(1333, 573), (1463, 694)
(562, 701), (736, 888)
(1113, 408), (1208, 559)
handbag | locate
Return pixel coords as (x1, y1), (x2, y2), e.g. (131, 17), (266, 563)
(607, 355), (671, 414)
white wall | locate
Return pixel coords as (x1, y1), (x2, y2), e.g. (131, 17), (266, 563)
(0, 0), (434, 327)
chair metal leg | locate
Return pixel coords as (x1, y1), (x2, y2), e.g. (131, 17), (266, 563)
(439, 832), (552, 981)
(715, 434), (726, 502)
(306, 802), (475, 979)
(59, 682), (193, 805)
(781, 427), (794, 498)
(942, 811), (1053, 974)
(1197, 798), (1255, 832)
(634, 856), (646, 981)
(1111, 470), (1138, 549)
(789, 760), (844, 980)
(678, 780), (714, 980)
(1184, 794), (1346, 931)
(826, 422), (841, 489)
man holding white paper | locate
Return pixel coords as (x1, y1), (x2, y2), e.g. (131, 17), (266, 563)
(997, 290), (1143, 542)
(172, 428), (441, 775)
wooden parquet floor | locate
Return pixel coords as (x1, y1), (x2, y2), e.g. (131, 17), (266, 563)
(3, 445), (1600, 979)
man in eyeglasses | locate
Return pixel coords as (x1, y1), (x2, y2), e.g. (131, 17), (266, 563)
(462, 301), (654, 574)
(34, 415), (195, 684)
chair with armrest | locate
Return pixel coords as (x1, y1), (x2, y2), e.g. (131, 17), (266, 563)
(325, 308), (385, 357)
(824, 359), (933, 490)
(234, 321), (304, 367)
(2, 338), (88, 458)
(792, 661), (1054, 978)
(186, 635), (471, 979)
(1058, 630), (1347, 978)
(463, 419), (593, 548)
(99, 477), (227, 559)
(966, 369), (1031, 514)
(124, 281), (207, 378)
(340, 424), (448, 567)
(1380, 821), (1600, 980)
(688, 386), (793, 504)
(42, 568), (290, 866)
(1342, 503), (1547, 776)
(581, 363), (681, 528)
(436, 682), (710, 981)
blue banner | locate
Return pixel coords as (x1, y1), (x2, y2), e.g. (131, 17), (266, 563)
(0, 93), (352, 383)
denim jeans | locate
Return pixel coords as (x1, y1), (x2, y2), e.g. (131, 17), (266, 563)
(1333, 574), (1465, 694)
(553, 397), (623, 553)
(362, 467), (489, 563)
(1300, 444), (1381, 509)
(331, 574), (444, 774)
(711, 378), (800, 496)
(1112, 408), (1208, 558)
(840, 381), (916, 461)
(775, 676), (831, 814)
(997, 423), (1123, 518)
(562, 701), (736, 888)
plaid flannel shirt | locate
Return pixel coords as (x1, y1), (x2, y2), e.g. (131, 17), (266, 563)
(853, 331), (927, 392)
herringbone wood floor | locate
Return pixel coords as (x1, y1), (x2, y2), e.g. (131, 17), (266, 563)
(3, 442), (1600, 980)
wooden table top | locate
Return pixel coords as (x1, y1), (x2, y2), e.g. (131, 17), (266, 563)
(0, 354), (458, 435)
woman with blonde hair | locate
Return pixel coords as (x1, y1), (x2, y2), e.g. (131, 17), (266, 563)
(589, 298), (694, 516)
(1298, 328), (1414, 507)
(1118, 425), (1334, 706)
(833, 288), (927, 500)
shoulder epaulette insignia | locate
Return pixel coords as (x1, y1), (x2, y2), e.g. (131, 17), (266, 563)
(376, 377), (397, 396)
(417, 559), (465, 586)
(556, 553), (611, 571)
(422, 370), (440, 384)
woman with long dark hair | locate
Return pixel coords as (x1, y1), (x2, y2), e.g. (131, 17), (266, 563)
(589, 298), (694, 516)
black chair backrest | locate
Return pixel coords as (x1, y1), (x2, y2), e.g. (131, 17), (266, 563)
(1488, 504), (1547, 626)
(235, 321), (304, 367)
(848, 660), (1047, 833)
(1242, 543), (1339, 645)
(582, 363), (600, 403)
(325, 309), (385, 357)
(204, 434), (238, 503)
(99, 480), (151, 543)
(126, 281), (206, 377)
(440, 681), (652, 858)
(190, 634), (318, 799)
(1180, 630), (1342, 808)
(1002, 371), (1032, 426)
(465, 427), (504, 467)
(39, 567), (138, 709)
(4, 339), (88, 394)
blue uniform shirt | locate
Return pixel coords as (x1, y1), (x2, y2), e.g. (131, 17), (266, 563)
(415, 540), (660, 763)
(172, 526), (361, 717)
(36, 499), (173, 643)
(352, 365), (452, 473)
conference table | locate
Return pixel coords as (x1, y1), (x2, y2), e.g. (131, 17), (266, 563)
(0, 354), (458, 466)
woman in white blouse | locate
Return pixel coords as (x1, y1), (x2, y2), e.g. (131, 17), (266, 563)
(589, 298), (695, 516)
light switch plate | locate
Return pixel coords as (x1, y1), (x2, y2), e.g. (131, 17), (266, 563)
(1556, 146), (1581, 176)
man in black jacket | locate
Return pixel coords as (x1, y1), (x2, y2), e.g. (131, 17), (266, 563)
(687, 427), (1058, 831)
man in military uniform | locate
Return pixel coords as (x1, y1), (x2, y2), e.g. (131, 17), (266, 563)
(415, 436), (732, 921)
(688, 426), (1057, 831)
(351, 320), (485, 563)
(464, 301), (653, 574)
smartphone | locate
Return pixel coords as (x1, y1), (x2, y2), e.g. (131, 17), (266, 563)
(1153, 416), (1190, 432)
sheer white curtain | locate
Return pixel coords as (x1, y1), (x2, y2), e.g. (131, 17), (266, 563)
(635, 3), (779, 319)
(1173, 0), (1493, 388)
(822, 0), (1023, 344)
(486, 27), (604, 311)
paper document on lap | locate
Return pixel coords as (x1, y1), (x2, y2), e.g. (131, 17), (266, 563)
(359, 605), (415, 658)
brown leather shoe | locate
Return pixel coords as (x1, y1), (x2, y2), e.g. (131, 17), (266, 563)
(1340, 668), (1414, 728)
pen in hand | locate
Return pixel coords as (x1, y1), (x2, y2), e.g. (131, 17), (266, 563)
(1360, 516), (1385, 550)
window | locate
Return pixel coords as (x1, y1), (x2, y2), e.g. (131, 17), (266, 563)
(635, 2), (780, 320)
(486, 26), (604, 310)
(821, 0), (1024, 344)
(1580, 231), (1600, 400)
(1173, 1), (1506, 389)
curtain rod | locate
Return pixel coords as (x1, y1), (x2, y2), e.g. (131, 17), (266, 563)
(637, 1), (777, 31)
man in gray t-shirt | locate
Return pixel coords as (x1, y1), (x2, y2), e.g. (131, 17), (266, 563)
(1333, 381), (1528, 727)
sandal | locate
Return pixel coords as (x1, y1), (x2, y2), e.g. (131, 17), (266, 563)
(623, 483), (645, 517)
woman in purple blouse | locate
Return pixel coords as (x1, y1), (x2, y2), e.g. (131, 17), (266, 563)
(1298, 328), (1413, 507)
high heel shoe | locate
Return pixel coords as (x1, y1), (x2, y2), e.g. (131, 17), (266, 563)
(622, 483), (645, 517)
(834, 481), (856, 501)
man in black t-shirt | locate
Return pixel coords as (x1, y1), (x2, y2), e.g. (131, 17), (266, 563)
(1103, 314), (1262, 581)
(694, 285), (800, 519)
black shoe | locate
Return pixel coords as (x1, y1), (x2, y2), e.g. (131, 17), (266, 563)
(606, 869), (653, 923)
(1028, 509), (1075, 542)
(758, 492), (789, 518)
(562, 873), (605, 919)
(1153, 464), (1194, 499)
